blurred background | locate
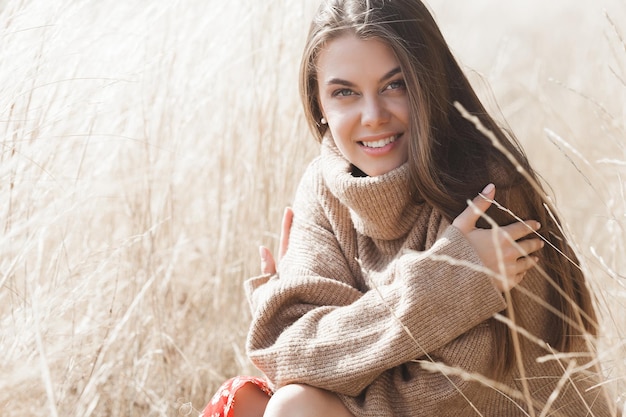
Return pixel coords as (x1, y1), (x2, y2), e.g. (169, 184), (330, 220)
(0, 0), (624, 415)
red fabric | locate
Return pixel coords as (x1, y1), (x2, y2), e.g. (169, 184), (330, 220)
(200, 376), (273, 417)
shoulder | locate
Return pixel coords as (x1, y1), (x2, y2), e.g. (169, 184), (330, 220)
(292, 156), (336, 218)
(290, 157), (355, 248)
(296, 155), (325, 193)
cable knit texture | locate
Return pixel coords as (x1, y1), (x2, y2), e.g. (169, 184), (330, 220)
(245, 139), (613, 416)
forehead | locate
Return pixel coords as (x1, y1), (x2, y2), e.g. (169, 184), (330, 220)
(316, 33), (400, 82)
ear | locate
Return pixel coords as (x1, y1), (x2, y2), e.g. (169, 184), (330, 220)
(317, 103), (329, 129)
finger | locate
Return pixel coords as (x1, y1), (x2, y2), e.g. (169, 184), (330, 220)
(492, 255), (538, 292)
(260, 245), (277, 275)
(512, 238), (545, 258)
(514, 255), (539, 276)
(499, 267), (529, 292)
(501, 220), (541, 241)
(452, 183), (495, 233)
(278, 207), (294, 261)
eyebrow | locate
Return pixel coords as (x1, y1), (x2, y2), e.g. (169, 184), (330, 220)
(325, 67), (402, 86)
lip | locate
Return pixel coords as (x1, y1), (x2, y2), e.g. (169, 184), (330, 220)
(358, 133), (403, 155)
(356, 132), (401, 143)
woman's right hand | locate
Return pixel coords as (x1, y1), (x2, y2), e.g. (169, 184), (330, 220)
(452, 183), (544, 292)
(259, 207), (294, 275)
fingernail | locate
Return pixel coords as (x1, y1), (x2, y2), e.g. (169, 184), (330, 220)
(535, 222), (541, 230)
(481, 183), (495, 194)
(259, 246), (267, 261)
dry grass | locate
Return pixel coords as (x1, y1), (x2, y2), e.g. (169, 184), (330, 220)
(0, 0), (623, 416)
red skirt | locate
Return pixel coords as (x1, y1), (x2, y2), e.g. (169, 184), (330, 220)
(200, 376), (273, 417)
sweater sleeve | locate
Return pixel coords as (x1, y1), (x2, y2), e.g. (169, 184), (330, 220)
(245, 169), (507, 396)
(338, 320), (498, 416)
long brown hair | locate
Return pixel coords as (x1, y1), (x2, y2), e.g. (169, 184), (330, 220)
(299, 0), (597, 377)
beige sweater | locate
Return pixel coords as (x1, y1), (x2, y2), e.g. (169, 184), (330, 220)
(245, 140), (613, 416)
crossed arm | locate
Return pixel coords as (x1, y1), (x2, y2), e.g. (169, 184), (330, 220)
(260, 184), (543, 291)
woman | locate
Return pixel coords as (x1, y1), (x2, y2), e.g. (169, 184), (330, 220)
(202, 1), (614, 416)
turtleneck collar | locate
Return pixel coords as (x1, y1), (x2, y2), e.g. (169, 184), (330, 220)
(320, 137), (423, 241)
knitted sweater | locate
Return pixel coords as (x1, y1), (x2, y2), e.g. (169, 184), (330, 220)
(245, 139), (613, 416)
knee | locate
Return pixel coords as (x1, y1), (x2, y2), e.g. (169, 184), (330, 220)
(263, 384), (353, 417)
(264, 384), (313, 417)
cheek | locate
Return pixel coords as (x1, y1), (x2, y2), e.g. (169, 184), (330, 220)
(325, 108), (358, 137)
(391, 99), (410, 125)
(328, 122), (349, 149)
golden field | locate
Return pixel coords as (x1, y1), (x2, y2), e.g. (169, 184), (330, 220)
(0, 0), (624, 415)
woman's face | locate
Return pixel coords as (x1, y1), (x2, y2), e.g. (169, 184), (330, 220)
(316, 33), (410, 177)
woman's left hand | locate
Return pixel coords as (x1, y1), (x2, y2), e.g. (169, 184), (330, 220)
(453, 184), (544, 292)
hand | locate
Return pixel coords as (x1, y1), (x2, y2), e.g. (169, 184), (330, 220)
(452, 184), (544, 292)
(259, 207), (294, 275)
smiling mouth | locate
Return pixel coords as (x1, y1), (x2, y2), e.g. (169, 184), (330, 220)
(359, 135), (400, 148)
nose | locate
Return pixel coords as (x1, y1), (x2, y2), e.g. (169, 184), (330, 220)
(361, 96), (390, 127)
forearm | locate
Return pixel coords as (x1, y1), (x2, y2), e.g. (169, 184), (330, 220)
(339, 321), (497, 415)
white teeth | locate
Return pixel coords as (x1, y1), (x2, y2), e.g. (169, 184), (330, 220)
(362, 135), (397, 148)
